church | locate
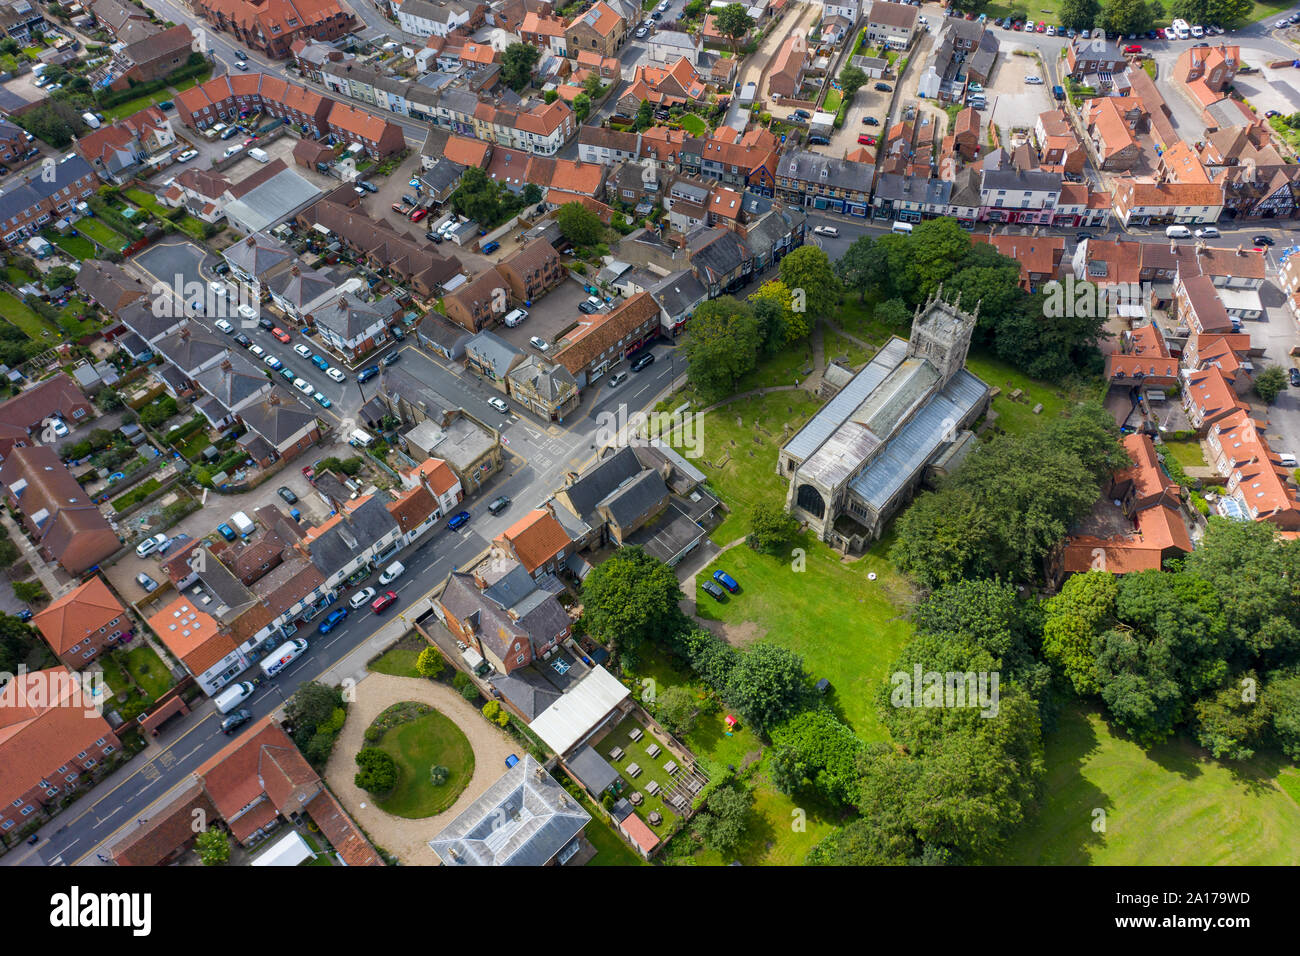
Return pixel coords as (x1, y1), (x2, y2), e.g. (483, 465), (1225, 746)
(778, 289), (992, 554)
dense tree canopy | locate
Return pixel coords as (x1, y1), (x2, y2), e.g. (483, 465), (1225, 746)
(681, 297), (761, 400)
(499, 42), (540, 91)
(580, 546), (685, 664)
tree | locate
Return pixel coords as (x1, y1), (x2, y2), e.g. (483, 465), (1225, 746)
(907, 217), (975, 301)
(1194, 673), (1270, 760)
(724, 642), (810, 733)
(770, 709), (863, 805)
(1099, 0), (1159, 34)
(1042, 571), (1118, 696)
(746, 501), (801, 555)
(45, 265), (77, 289)
(634, 99), (654, 131)
(714, 3), (754, 54)
(1254, 365), (1287, 404)
(876, 297), (911, 328)
(416, 646), (446, 678)
(681, 297), (761, 400)
(912, 578), (1042, 679)
(580, 546), (685, 662)
(285, 682), (344, 752)
(582, 72), (604, 97)
(499, 42), (540, 91)
(1264, 672), (1300, 760)
(694, 783), (752, 853)
(556, 201), (604, 246)
(839, 65), (867, 99)
(1060, 0), (1102, 28)
(195, 828), (230, 866)
(778, 245), (840, 322)
(747, 279), (808, 343)
(572, 92), (591, 123)
(654, 685), (698, 736)
(12, 581), (47, 605)
(355, 747), (398, 793)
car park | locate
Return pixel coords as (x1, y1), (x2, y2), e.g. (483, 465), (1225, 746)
(317, 608), (349, 635)
(277, 486), (298, 504)
(217, 523), (237, 541)
(215, 318), (234, 333)
(271, 327), (291, 343)
(221, 709), (252, 734)
(349, 587), (377, 610)
(293, 378), (313, 395)
(488, 495), (511, 515)
(713, 569), (740, 593)
(294, 343), (312, 358)
(314, 391), (332, 408)
(357, 366), (379, 383)
(631, 351), (655, 372)
(701, 579), (726, 601)
(371, 591), (398, 614)
(447, 511), (471, 531)
(529, 336), (550, 351)
(135, 533), (169, 558)
(326, 366), (346, 382)
(488, 396), (509, 413)
(136, 573), (159, 593)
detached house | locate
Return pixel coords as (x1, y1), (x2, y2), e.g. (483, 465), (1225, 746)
(865, 1), (918, 49)
(565, 0), (625, 58)
(767, 35), (807, 100)
(436, 561), (572, 675)
(32, 576), (130, 669)
(493, 505), (573, 580)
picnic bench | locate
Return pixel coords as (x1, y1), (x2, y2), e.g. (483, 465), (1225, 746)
(609, 746), (624, 761)
(626, 763), (642, 778)
(629, 727), (644, 742)
(646, 780), (661, 796)
(646, 742), (661, 758)
(664, 759), (678, 775)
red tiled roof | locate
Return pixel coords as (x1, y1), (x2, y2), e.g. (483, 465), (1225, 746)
(495, 508), (570, 574)
(32, 576), (126, 655)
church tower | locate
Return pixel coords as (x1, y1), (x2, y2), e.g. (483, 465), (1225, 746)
(905, 285), (980, 387)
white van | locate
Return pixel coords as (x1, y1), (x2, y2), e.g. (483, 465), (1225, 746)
(348, 427), (375, 448)
(214, 681), (255, 714)
(1171, 18), (1190, 38)
(892, 221), (914, 234)
(1165, 225), (1192, 239)
(260, 639), (308, 679)
(379, 560), (405, 585)
(248, 147), (269, 163)
(81, 112), (101, 129)
(230, 511), (255, 537)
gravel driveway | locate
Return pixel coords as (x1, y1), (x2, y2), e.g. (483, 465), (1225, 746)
(322, 671), (517, 865)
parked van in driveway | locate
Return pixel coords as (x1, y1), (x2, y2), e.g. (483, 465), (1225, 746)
(1165, 225), (1192, 239)
(214, 681), (255, 714)
(348, 428), (375, 448)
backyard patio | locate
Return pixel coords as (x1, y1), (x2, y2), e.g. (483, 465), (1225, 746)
(594, 715), (706, 832)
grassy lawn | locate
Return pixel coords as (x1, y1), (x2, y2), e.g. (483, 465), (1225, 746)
(110, 477), (162, 512)
(176, 215), (210, 242)
(44, 229), (96, 260)
(125, 188), (166, 216)
(368, 640), (422, 678)
(561, 782), (646, 866)
(1161, 439), (1207, 470)
(985, 0), (1288, 24)
(673, 389), (822, 545)
(374, 710), (474, 819)
(964, 350), (1084, 439)
(97, 654), (132, 697)
(822, 330), (872, 369)
(0, 292), (58, 341)
(823, 89), (842, 112)
(77, 217), (129, 252)
(1003, 702), (1300, 865)
(4, 265), (34, 286)
(176, 430), (213, 461)
(680, 113), (708, 136)
(693, 539), (915, 741)
(831, 297), (902, 347)
(594, 715), (682, 831)
(121, 645), (172, 701)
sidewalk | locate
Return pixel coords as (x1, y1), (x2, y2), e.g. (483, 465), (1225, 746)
(0, 511), (70, 601)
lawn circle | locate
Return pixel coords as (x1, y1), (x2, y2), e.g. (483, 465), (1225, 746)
(363, 702), (475, 819)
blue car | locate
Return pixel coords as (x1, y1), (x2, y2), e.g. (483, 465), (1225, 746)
(313, 391), (332, 408)
(712, 569), (740, 593)
(217, 523), (237, 541)
(317, 608), (349, 635)
(266, 357), (283, 371)
(482, 240), (500, 254)
(357, 366), (380, 384)
(311, 354), (330, 370)
(280, 366), (296, 381)
(447, 511), (470, 531)
(16, 609), (33, 622)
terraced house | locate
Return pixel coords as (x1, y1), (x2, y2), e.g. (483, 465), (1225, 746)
(774, 149), (872, 217)
(396, 0), (484, 36)
(0, 155), (98, 247)
(193, 0), (355, 59)
(552, 291), (660, 387)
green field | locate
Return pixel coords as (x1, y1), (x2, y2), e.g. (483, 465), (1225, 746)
(374, 710), (475, 819)
(44, 229), (96, 260)
(965, 351), (1084, 438)
(822, 330), (871, 369)
(1004, 703), (1300, 865)
(1163, 438), (1207, 470)
(77, 217), (129, 252)
(0, 292), (58, 341)
(121, 645), (172, 701)
(680, 113), (708, 136)
(693, 539), (914, 741)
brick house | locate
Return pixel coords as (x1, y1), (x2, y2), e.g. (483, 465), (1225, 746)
(494, 238), (565, 303)
(0, 155), (99, 247)
(32, 576), (130, 669)
(565, 0), (625, 58)
(193, 0), (355, 60)
(444, 270), (505, 332)
(492, 505), (573, 579)
(551, 291), (661, 387)
(1173, 43), (1238, 92)
(767, 35), (807, 99)
(0, 446), (121, 574)
(436, 563), (571, 674)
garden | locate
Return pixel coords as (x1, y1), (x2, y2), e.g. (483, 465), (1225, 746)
(355, 701), (475, 819)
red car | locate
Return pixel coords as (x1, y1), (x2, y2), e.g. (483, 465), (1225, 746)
(1035, 21), (1045, 32)
(857, 134), (877, 146)
(371, 590), (398, 614)
(1123, 43), (1142, 53)
(243, 136), (257, 146)
(1156, 27), (1166, 38)
(271, 326), (290, 343)
(409, 207), (428, 222)
(1012, 20), (1022, 29)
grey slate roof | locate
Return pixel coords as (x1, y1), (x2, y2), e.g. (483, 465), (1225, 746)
(417, 312), (473, 354)
(267, 265), (336, 312)
(465, 330), (525, 379)
(428, 753), (590, 866)
(419, 158), (467, 194)
(116, 298), (184, 343)
(194, 354), (269, 410)
(561, 446), (642, 524)
(565, 743), (620, 795)
(488, 666), (563, 720)
(506, 355), (576, 401)
(306, 495), (398, 577)
(778, 149), (873, 191)
(238, 387), (318, 447)
(308, 293), (400, 340)
(688, 228), (748, 281)
(648, 270), (706, 319)
(874, 172), (952, 206)
(154, 327), (230, 376)
(0, 155), (94, 225)
(223, 231), (293, 278)
(597, 467), (668, 529)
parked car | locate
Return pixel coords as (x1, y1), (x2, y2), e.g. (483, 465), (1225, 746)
(578, 297), (603, 314)
(176, 148), (197, 162)
(234, 333), (252, 347)
(712, 569), (740, 593)
(410, 208), (428, 223)
(277, 486), (298, 505)
(873, 82), (893, 92)
(264, 355), (282, 370)
(135, 532), (169, 558)
(813, 225), (839, 236)
(1194, 227), (1220, 238)
(857, 134), (877, 146)
(529, 336), (550, 351)
(349, 587), (377, 610)
(294, 343), (312, 358)
(136, 573), (159, 593)
(314, 391), (332, 408)
(1025, 75), (1043, 84)
(293, 378), (312, 395)
(447, 511), (471, 531)
(701, 579), (726, 602)
(217, 523), (237, 541)
(357, 366), (379, 383)
(488, 495), (511, 515)
(481, 239), (500, 254)
(15, 608), (33, 622)
(488, 396), (509, 414)
(357, 180), (378, 193)
(378, 561), (405, 585)
(862, 116), (879, 126)
(317, 608), (349, 635)
(1123, 43), (1142, 53)
(221, 709), (252, 735)
(631, 351), (655, 372)
(49, 418), (68, 438)
(257, 316), (274, 330)
(311, 354), (330, 371)
(504, 307), (528, 327)
(1266, 109), (1282, 118)
(371, 591), (398, 614)
(326, 366), (347, 382)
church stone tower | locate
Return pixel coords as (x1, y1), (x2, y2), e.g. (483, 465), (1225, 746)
(906, 284), (980, 387)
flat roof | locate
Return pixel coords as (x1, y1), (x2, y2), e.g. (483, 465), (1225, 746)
(528, 665), (629, 756)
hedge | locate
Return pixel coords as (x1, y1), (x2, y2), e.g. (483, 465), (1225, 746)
(95, 53), (209, 109)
